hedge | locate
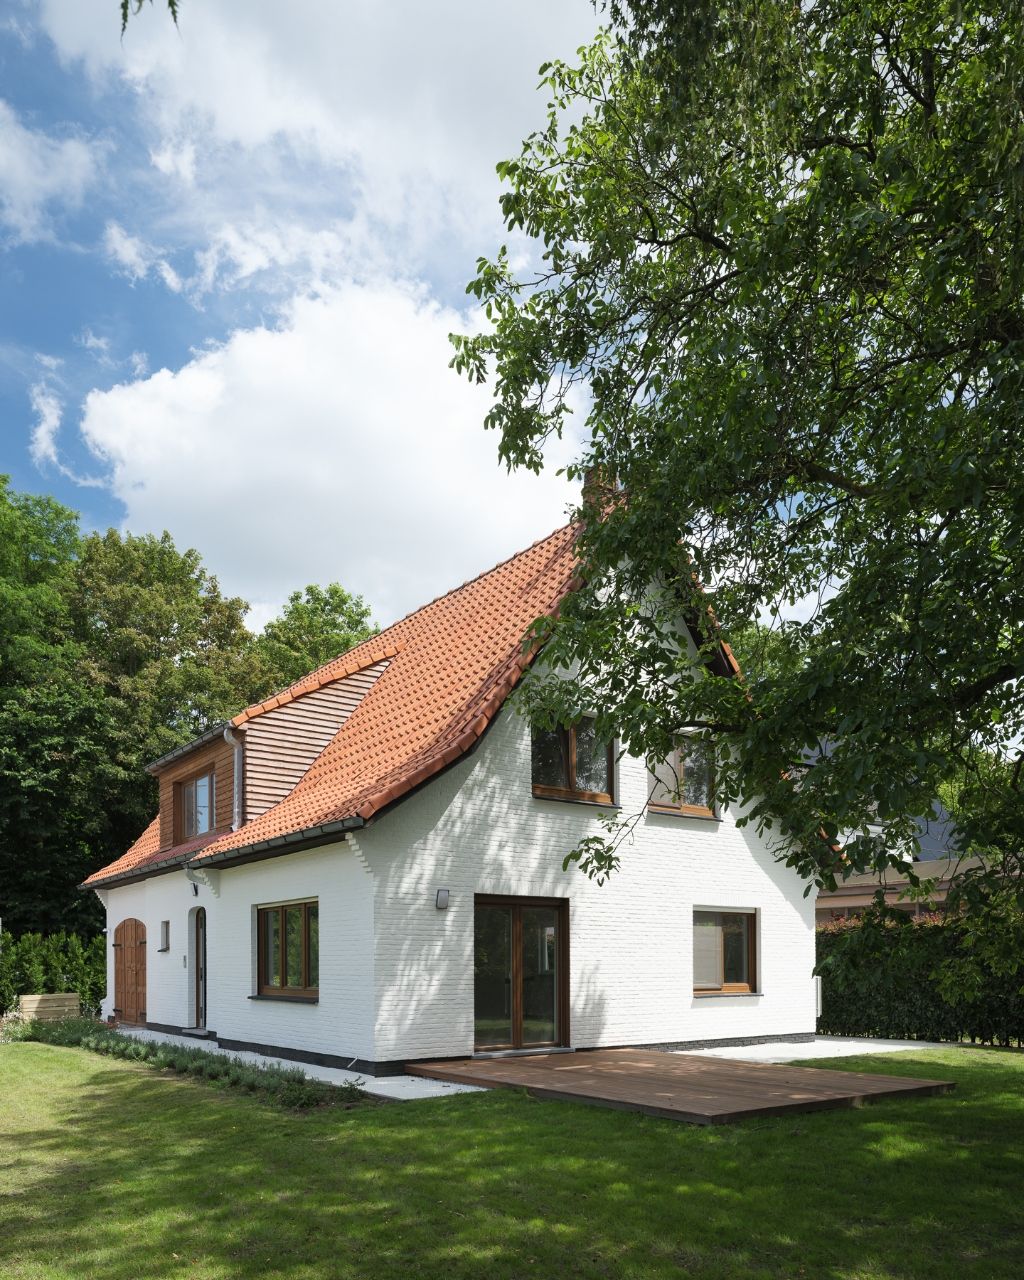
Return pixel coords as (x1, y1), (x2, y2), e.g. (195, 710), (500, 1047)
(816, 915), (1024, 1047)
(0, 931), (105, 1016)
(3, 1017), (371, 1110)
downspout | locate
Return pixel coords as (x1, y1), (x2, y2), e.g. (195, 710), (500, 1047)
(223, 726), (244, 830)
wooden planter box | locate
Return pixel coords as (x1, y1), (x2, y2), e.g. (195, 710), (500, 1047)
(18, 993), (80, 1022)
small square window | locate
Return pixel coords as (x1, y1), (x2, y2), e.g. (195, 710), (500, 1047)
(158, 920), (170, 952)
(531, 718), (614, 804)
(257, 901), (319, 997)
(693, 910), (756, 993)
(649, 740), (715, 816)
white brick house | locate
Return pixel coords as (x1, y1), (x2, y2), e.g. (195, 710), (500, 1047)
(84, 524), (817, 1074)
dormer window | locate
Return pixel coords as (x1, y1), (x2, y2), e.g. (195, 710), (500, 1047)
(181, 771), (215, 839)
(532, 718), (614, 805)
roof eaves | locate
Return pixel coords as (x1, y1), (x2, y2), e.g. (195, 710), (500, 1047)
(79, 851), (192, 892)
(189, 815), (366, 870)
(145, 723), (229, 775)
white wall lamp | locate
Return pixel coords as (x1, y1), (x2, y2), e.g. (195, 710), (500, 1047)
(435, 889), (450, 911)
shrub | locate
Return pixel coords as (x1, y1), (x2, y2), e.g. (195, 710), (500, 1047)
(8, 1017), (370, 1109)
(816, 914), (1024, 1047)
(0, 931), (105, 1016)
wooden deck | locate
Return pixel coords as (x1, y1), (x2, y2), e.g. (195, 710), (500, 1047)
(407, 1048), (953, 1125)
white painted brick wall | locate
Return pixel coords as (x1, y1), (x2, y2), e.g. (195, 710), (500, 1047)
(362, 707), (818, 1062)
(99, 706), (816, 1066)
(100, 844), (376, 1061)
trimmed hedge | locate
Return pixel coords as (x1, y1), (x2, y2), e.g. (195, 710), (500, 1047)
(0, 931), (105, 1016)
(3, 1017), (372, 1110)
(816, 915), (1024, 1047)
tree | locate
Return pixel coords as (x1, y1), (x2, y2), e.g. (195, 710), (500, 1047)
(0, 479), (112, 935)
(452, 3), (1024, 917)
(65, 529), (268, 863)
(255, 584), (377, 690)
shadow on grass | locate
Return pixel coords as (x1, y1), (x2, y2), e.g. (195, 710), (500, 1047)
(1, 1044), (1022, 1280)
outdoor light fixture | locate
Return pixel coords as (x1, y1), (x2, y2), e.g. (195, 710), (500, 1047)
(435, 889), (450, 910)
(192, 882), (199, 897)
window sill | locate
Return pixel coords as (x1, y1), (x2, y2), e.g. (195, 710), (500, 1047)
(532, 790), (620, 811)
(156, 947), (170, 953)
(692, 991), (762, 999)
(248, 993), (319, 1005)
(648, 805), (720, 822)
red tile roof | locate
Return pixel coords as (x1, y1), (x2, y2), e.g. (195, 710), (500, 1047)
(84, 522), (581, 887)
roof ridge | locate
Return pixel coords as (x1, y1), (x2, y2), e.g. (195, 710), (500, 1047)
(373, 519), (576, 630)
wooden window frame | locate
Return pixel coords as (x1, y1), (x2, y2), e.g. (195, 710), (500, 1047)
(177, 768), (216, 841)
(693, 910), (757, 995)
(256, 900), (319, 999)
(648, 740), (716, 819)
(531, 720), (615, 805)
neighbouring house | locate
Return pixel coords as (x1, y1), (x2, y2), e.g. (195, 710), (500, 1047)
(82, 523), (818, 1074)
(815, 854), (984, 923)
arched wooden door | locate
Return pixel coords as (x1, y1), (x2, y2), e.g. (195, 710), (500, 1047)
(113, 918), (147, 1025)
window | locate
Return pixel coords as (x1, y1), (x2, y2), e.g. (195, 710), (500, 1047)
(257, 901), (319, 998)
(158, 920), (170, 952)
(532, 718), (614, 804)
(181, 771), (215, 839)
(693, 910), (756, 993)
(649, 739), (715, 816)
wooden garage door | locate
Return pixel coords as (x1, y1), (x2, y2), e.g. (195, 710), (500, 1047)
(113, 918), (147, 1025)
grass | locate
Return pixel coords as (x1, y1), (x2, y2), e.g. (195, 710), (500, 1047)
(2, 1017), (370, 1110)
(0, 1043), (1020, 1279)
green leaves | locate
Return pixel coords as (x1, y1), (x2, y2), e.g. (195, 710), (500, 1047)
(254, 583), (377, 691)
(453, 2), (1024, 913)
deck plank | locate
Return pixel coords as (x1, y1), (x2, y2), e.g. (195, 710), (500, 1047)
(406, 1048), (953, 1124)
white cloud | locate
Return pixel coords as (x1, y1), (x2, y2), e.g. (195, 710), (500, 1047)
(0, 98), (96, 241)
(78, 328), (111, 355)
(103, 221), (151, 279)
(77, 280), (578, 624)
(29, 383), (63, 468)
(41, 1), (600, 295)
(104, 219), (183, 291)
(29, 379), (106, 487)
(150, 139), (196, 185)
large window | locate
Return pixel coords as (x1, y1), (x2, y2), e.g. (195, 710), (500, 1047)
(532, 718), (614, 804)
(180, 771), (215, 839)
(649, 739), (715, 816)
(257, 901), (319, 998)
(693, 910), (756, 993)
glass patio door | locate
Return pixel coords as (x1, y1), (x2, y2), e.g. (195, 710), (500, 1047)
(473, 898), (567, 1050)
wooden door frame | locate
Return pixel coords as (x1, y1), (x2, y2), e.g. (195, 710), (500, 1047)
(474, 895), (570, 1050)
(194, 907), (207, 1029)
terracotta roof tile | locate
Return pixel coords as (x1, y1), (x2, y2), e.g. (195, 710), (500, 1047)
(85, 523), (580, 885)
(83, 822), (222, 888)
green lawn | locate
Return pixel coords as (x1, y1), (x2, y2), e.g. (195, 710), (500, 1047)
(0, 1044), (1020, 1280)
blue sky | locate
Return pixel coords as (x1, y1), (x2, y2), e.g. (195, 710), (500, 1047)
(0, 1), (597, 626)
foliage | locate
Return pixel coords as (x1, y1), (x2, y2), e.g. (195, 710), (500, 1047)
(120, 0), (178, 36)
(453, 4), (1024, 933)
(0, 479), (111, 934)
(3, 1041), (1022, 1278)
(0, 931), (106, 1016)
(5, 1017), (368, 1109)
(816, 914), (1024, 1045)
(255, 582), (377, 689)
(0, 476), (376, 933)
